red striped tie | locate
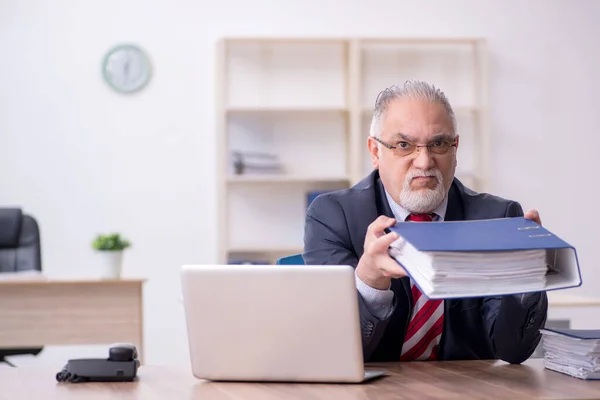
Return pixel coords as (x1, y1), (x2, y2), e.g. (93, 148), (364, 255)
(400, 213), (445, 361)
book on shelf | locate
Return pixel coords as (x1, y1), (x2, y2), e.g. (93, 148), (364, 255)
(386, 217), (581, 299)
(228, 260), (270, 265)
(540, 328), (600, 380)
(230, 151), (283, 175)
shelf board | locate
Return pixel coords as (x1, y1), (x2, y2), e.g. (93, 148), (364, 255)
(359, 37), (484, 45)
(361, 106), (479, 116)
(227, 175), (350, 184)
(226, 106), (348, 115)
(227, 106), (479, 117)
(222, 37), (483, 46)
(223, 37), (348, 45)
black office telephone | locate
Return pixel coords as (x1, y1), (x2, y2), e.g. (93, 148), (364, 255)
(56, 343), (139, 383)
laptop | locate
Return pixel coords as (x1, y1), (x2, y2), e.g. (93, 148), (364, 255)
(180, 264), (386, 383)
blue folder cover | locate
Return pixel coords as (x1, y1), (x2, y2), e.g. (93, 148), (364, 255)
(388, 217), (573, 253)
(387, 216), (582, 297)
(541, 328), (600, 340)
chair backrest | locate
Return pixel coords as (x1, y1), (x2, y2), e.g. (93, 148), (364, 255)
(276, 254), (305, 265)
(0, 208), (41, 273)
(0, 208), (44, 361)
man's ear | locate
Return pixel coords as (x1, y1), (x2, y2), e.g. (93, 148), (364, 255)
(367, 136), (380, 169)
(453, 135), (460, 168)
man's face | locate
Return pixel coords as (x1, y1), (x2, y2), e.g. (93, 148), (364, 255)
(368, 98), (459, 214)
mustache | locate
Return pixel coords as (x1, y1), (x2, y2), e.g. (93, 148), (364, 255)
(406, 169), (442, 182)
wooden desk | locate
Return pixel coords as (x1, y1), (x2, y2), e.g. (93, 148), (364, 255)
(0, 279), (145, 362)
(1, 359), (598, 399)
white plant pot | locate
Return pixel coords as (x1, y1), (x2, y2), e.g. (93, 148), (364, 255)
(96, 250), (123, 279)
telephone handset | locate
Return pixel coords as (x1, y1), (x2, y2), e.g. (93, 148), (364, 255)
(56, 343), (139, 383)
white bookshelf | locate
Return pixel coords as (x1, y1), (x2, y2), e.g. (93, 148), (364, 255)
(216, 37), (489, 264)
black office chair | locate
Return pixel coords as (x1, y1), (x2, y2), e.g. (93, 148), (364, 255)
(0, 207), (43, 366)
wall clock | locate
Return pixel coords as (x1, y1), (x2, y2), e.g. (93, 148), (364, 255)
(102, 44), (152, 93)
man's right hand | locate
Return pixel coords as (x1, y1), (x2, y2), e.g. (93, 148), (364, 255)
(356, 215), (408, 290)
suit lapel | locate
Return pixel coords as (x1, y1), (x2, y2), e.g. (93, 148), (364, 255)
(375, 176), (395, 219)
(348, 172), (392, 260)
(444, 180), (465, 222)
(375, 175), (414, 351)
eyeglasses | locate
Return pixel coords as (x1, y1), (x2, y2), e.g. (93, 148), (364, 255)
(373, 136), (457, 157)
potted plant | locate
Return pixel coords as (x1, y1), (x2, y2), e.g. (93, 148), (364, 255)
(92, 233), (131, 279)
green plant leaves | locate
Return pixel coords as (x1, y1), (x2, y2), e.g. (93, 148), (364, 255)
(92, 233), (131, 251)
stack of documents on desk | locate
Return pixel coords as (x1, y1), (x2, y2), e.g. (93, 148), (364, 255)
(387, 217), (581, 299)
(540, 328), (600, 380)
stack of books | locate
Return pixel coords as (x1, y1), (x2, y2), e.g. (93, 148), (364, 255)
(540, 328), (600, 380)
(387, 217), (581, 299)
(231, 151), (283, 175)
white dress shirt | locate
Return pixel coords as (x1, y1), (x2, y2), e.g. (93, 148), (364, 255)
(354, 190), (449, 319)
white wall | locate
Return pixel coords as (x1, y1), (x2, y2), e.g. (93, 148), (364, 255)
(1, 0), (598, 366)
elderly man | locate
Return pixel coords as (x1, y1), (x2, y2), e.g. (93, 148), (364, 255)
(303, 80), (548, 364)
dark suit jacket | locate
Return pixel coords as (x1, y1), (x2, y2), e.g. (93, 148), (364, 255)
(303, 170), (548, 364)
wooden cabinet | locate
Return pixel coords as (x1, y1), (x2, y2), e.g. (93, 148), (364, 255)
(216, 38), (489, 264)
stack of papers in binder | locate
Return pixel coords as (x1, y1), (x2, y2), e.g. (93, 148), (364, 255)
(387, 217), (581, 299)
(540, 328), (600, 380)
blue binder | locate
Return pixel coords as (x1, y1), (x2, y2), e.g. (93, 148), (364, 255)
(541, 328), (600, 340)
(540, 328), (600, 380)
(387, 217), (582, 299)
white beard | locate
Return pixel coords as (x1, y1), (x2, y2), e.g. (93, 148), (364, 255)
(399, 169), (446, 214)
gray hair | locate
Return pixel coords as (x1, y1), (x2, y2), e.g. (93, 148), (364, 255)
(369, 80), (457, 138)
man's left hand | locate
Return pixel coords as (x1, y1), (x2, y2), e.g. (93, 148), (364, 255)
(524, 209), (542, 225)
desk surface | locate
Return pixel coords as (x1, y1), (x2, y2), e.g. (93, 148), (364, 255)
(1, 359), (599, 400)
(0, 277), (145, 285)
